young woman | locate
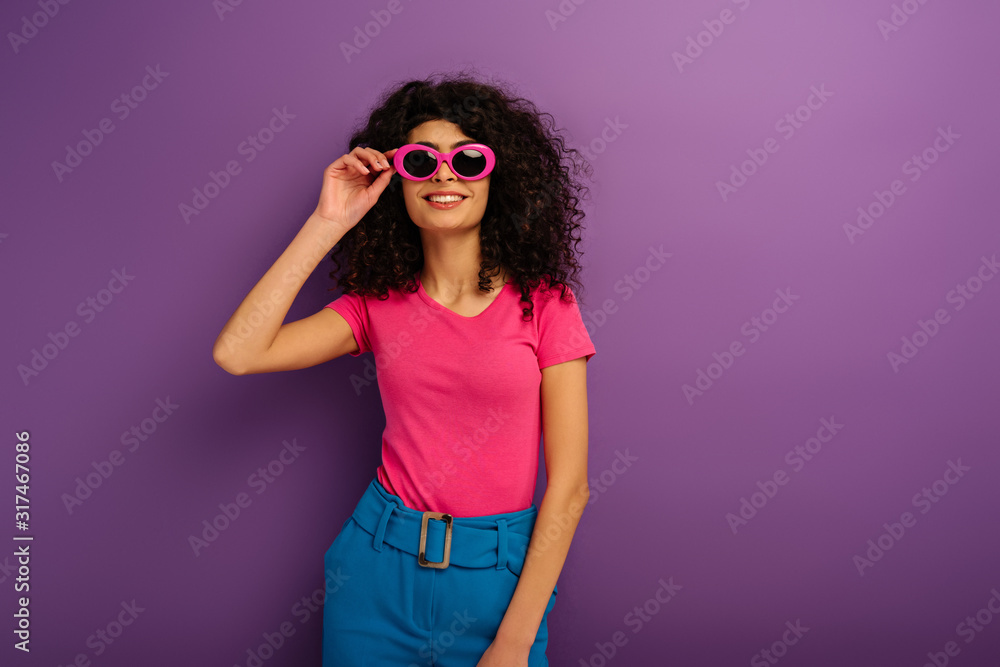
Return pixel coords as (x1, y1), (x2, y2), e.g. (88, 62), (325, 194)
(213, 72), (596, 666)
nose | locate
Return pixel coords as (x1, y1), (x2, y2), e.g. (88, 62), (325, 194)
(433, 160), (457, 181)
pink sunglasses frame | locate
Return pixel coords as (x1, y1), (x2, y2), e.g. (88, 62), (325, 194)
(392, 143), (496, 181)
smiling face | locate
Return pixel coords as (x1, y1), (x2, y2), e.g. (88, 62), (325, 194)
(401, 119), (491, 235)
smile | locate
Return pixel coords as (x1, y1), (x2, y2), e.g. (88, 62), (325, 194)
(424, 194), (467, 210)
(425, 194), (467, 203)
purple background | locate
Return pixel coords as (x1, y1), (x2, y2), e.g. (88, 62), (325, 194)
(3, 0), (1000, 665)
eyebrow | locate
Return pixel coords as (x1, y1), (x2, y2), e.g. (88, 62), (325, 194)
(412, 139), (479, 150)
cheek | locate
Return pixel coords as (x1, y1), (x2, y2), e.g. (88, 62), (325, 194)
(401, 184), (422, 215)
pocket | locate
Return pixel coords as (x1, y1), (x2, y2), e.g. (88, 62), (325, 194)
(324, 516), (355, 564)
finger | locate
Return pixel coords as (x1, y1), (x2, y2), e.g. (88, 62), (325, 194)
(366, 147), (391, 170)
(356, 146), (391, 170)
(347, 146), (390, 171)
(343, 154), (370, 174)
(348, 146), (382, 171)
(367, 165), (396, 197)
(353, 147), (386, 172)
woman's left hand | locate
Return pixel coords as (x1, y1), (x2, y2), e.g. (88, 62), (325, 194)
(475, 638), (531, 666)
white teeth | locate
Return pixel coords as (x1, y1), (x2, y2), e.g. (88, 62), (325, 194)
(428, 195), (465, 203)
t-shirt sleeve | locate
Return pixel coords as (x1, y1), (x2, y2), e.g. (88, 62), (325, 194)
(325, 292), (371, 357)
(536, 284), (596, 369)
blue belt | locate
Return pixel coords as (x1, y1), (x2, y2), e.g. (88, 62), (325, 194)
(350, 478), (538, 576)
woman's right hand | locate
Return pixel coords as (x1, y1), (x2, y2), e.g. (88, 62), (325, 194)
(312, 146), (398, 232)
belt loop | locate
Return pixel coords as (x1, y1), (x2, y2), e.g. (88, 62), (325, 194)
(495, 519), (508, 570)
(373, 501), (396, 552)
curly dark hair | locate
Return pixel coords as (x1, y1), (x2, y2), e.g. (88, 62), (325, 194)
(327, 68), (593, 322)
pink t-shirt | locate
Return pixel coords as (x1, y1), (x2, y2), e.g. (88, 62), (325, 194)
(325, 271), (596, 517)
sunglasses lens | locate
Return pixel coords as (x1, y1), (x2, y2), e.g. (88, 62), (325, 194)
(402, 149), (437, 178)
(452, 149), (487, 178)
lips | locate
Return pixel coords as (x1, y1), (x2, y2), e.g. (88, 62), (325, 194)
(424, 196), (466, 210)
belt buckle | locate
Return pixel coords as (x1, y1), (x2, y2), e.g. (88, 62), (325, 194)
(418, 511), (453, 569)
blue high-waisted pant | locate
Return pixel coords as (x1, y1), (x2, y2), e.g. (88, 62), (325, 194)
(322, 477), (556, 666)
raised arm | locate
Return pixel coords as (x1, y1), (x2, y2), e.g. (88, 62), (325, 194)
(212, 146), (397, 375)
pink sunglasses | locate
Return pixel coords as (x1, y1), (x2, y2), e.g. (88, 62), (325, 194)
(393, 143), (496, 181)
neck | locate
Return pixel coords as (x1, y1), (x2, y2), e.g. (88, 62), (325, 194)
(418, 228), (505, 293)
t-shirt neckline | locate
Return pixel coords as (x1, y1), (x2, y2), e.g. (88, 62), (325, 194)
(415, 270), (510, 319)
